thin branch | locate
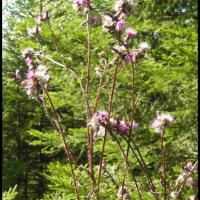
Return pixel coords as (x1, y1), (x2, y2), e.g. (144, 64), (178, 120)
(42, 86), (80, 200)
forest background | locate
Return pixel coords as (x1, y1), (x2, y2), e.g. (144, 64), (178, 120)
(2, 0), (198, 199)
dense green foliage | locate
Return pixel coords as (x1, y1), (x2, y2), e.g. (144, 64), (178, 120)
(3, 0), (197, 199)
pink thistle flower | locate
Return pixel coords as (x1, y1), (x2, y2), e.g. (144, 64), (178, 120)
(15, 69), (21, 79)
(124, 53), (136, 63)
(96, 111), (108, 123)
(151, 111), (175, 132)
(151, 119), (163, 133)
(92, 16), (98, 23)
(131, 120), (138, 129)
(118, 120), (129, 134)
(116, 19), (125, 31)
(26, 57), (33, 66)
(74, 0), (88, 7)
(126, 27), (137, 38)
(26, 70), (36, 80)
(185, 162), (193, 171)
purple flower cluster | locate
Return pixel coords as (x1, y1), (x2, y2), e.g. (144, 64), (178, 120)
(73, 0), (89, 11)
(116, 19), (125, 32)
(96, 111), (109, 124)
(21, 47), (50, 99)
(88, 110), (138, 136)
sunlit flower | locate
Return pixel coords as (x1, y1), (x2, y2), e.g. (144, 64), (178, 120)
(88, 114), (99, 132)
(26, 57), (33, 66)
(185, 162), (193, 171)
(27, 70), (36, 80)
(125, 27), (137, 38)
(74, 0), (88, 9)
(35, 65), (50, 85)
(151, 111), (175, 132)
(96, 110), (108, 123)
(21, 48), (35, 59)
(124, 53), (136, 63)
(116, 19), (125, 31)
(139, 42), (150, 50)
(102, 15), (114, 31)
(131, 120), (138, 129)
(114, 0), (135, 16)
(118, 120), (129, 133)
(27, 27), (40, 37)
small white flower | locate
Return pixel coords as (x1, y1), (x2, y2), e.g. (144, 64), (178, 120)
(139, 42), (150, 50)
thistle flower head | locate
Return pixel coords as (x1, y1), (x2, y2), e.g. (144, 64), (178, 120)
(139, 42), (150, 50)
(88, 114), (99, 131)
(185, 162), (193, 171)
(22, 65), (50, 99)
(124, 53), (136, 63)
(35, 65), (50, 85)
(116, 19), (125, 31)
(96, 110), (108, 124)
(102, 15), (114, 31)
(74, 0), (88, 10)
(151, 111), (175, 132)
(22, 48), (35, 59)
(27, 27), (40, 37)
(126, 27), (137, 38)
(26, 70), (36, 80)
(25, 57), (33, 66)
(114, 0), (136, 17)
(131, 120), (138, 129)
(118, 120), (129, 133)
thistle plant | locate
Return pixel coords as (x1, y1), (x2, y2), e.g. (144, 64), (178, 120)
(15, 0), (198, 199)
